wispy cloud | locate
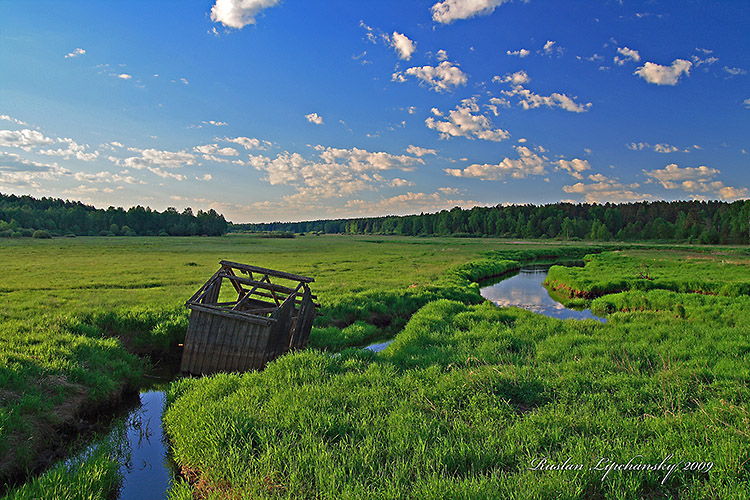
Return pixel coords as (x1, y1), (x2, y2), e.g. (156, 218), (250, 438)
(65, 48), (86, 58)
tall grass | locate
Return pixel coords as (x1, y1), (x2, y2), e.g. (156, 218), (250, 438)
(163, 298), (749, 499)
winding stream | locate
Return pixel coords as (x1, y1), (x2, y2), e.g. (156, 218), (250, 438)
(479, 265), (606, 322)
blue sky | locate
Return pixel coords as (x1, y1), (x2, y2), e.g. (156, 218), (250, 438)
(1, 0), (748, 223)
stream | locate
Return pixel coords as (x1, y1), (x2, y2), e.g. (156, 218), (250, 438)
(365, 262), (604, 353)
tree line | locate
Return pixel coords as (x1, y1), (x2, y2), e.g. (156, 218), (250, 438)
(0, 193), (228, 237)
(234, 200), (750, 245)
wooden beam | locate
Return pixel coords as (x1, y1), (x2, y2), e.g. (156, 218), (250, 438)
(220, 260), (314, 283)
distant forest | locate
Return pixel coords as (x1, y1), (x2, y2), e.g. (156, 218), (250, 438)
(235, 200), (750, 245)
(0, 193), (228, 237)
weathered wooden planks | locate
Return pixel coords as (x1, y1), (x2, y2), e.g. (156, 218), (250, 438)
(180, 260), (319, 376)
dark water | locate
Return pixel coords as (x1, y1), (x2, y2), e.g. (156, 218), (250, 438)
(480, 266), (605, 322)
(115, 390), (175, 500)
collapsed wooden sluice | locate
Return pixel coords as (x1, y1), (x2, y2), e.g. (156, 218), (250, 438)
(180, 260), (318, 375)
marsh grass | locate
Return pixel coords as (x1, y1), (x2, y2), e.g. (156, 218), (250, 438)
(163, 298), (750, 499)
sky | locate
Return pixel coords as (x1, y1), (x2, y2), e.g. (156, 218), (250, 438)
(1, 0), (748, 223)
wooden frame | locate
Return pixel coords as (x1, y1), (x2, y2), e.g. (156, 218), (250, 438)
(180, 261), (318, 375)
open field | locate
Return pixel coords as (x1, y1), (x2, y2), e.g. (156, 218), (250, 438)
(0, 235), (594, 492)
(1, 237), (749, 499)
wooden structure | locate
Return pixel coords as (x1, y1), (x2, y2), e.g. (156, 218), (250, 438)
(180, 260), (318, 375)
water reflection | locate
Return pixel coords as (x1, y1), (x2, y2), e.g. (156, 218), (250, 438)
(480, 266), (605, 322)
(116, 390), (175, 500)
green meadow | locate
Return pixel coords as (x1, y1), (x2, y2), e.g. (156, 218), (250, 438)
(1, 235), (748, 499)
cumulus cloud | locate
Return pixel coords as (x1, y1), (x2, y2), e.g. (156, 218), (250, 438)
(112, 147), (194, 181)
(246, 145), (424, 201)
(444, 146), (547, 180)
(406, 145), (437, 157)
(431, 0), (512, 24)
(614, 46), (640, 65)
(305, 113), (324, 125)
(426, 98), (510, 142)
(626, 142), (697, 153)
(0, 129), (55, 151)
(38, 137), (99, 161)
(0, 115), (31, 127)
(194, 144), (240, 156)
(223, 136), (272, 150)
(396, 60), (468, 92)
(494, 71), (591, 113)
(634, 59), (692, 85)
(540, 40), (563, 57)
(555, 158), (592, 179)
(391, 32), (416, 60)
(0, 152), (69, 189)
(643, 163), (719, 188)
(493, 70), (529, 86)
(65, 48), (86, 58)
(344, 190), (477, 216)
(644, 163), (748, 200)
(563, 173), (651, 203)
(210, 0), (281, 29)
(116, 73), (132, 80)
(724, 66), (747, 77)
(507, 48), (530, 58)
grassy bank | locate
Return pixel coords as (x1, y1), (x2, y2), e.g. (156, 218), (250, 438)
(164, 298), (749, 499)
(545, 248), (750, 300)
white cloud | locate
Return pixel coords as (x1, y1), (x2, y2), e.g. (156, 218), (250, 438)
(445, 146), (547, 180)
(391, 32), (416, 61)
(210, 0), (281, 29)
(38, 137), (99, 161)
(540, 40), (563, 57)
(626, 142), (697, 153)
(634, 59), (692, 85)
(507, 48), (530, 58)
(345, 191), (478, 216)
(223, 136), (272, 150)
(426, 98), (510, 142)
(744, 98), (750, 108)
(436, 49), (449, 61)
(643, 163), (719, 187)
(495, 73), (591, 113)
(0, 152), (69, 189)
(194, 144), (239, 157)
(563, 174), (651, 203)
(305, 113), (324, 125)
(197, 174), (213, 181)
(0, 115), (30, 127)
(116, 148), (195, 180)
(0, 129), (55, 151)
(614, 46), (640, 65)
(399, 60), (468, 92)
(246, 145), (424, 202)
(555, 158), (591, 179)
(116, 73), (132, 80)
(431, 0), (512, 24)
(65, 48), (86, 59)
(724, 66), (747, 77)
(202, 120), (228, 126)
(389, 178), (414, 187)
(643, 164), (747, 200)
(406, 145), (437, 157)
(493, 70), (529, 85)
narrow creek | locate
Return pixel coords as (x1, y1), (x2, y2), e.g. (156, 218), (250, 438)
(365, 262), (604, 353)
(479, 264), (606, 322)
